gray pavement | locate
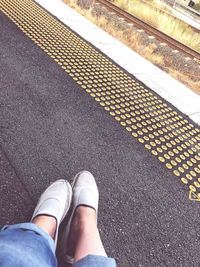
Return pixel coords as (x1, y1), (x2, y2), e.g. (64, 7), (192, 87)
(1, 10), (200, 267)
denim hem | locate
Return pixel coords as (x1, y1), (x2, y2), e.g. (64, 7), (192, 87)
(2, 222), (55, 252)
(74, 255), (117, 267)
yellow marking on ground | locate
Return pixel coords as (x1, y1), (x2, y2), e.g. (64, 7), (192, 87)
(189, 191), (200, 202)
(1, 0), (200, 201)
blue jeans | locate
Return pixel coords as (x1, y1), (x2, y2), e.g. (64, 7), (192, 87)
(0, 223), (116, 267)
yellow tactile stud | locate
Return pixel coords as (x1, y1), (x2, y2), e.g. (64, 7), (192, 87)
(189, 185), (197, 192)
(181, 178), (188, 185)
(1, 0), (200, 200)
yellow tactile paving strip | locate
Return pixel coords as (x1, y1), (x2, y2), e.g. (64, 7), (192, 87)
(1, 0), (200, 200)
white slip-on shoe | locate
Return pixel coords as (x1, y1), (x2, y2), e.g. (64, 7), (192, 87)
(60, 171), (99, 264)
(31, 179), (72, 246)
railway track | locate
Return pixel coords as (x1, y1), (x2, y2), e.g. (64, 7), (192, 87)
(95, 0), (200, 63)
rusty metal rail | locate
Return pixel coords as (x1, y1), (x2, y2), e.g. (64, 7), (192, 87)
(96, 0), (200, 62)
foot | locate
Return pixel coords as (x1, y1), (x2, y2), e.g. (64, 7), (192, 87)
(31, 179), (72, 245)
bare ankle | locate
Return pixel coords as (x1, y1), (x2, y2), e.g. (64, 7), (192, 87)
(66, 206), (97, 256)
(76, 206), (96, 218)
(71, 206), (97, 235)
(32, 215), (57, 239)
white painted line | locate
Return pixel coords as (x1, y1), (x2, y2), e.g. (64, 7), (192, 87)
(189, 113), (200, 125)
(35, 0), (200, 125)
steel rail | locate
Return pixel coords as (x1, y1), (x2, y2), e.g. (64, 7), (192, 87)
(95, 0), (200, 62)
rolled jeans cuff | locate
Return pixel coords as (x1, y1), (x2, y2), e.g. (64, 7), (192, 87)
(0, 222), (57, 267)
(2, 222), (55, 252)
(74, 255), (117, 267)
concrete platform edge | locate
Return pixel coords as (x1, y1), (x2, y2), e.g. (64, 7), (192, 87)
(34, 0), (200, 125)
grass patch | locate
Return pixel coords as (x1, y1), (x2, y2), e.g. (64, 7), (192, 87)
(113, 0), (200, 52)
(194, 3), (200, 11)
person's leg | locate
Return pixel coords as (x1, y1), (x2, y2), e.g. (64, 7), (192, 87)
(68, 206), (107, 262)
(0, 179), (72, 267)
(60, 171), (117, 267)
(32, 215), (57, 239)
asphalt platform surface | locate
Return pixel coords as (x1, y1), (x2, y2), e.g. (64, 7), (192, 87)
(1, 9), (200, 267)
